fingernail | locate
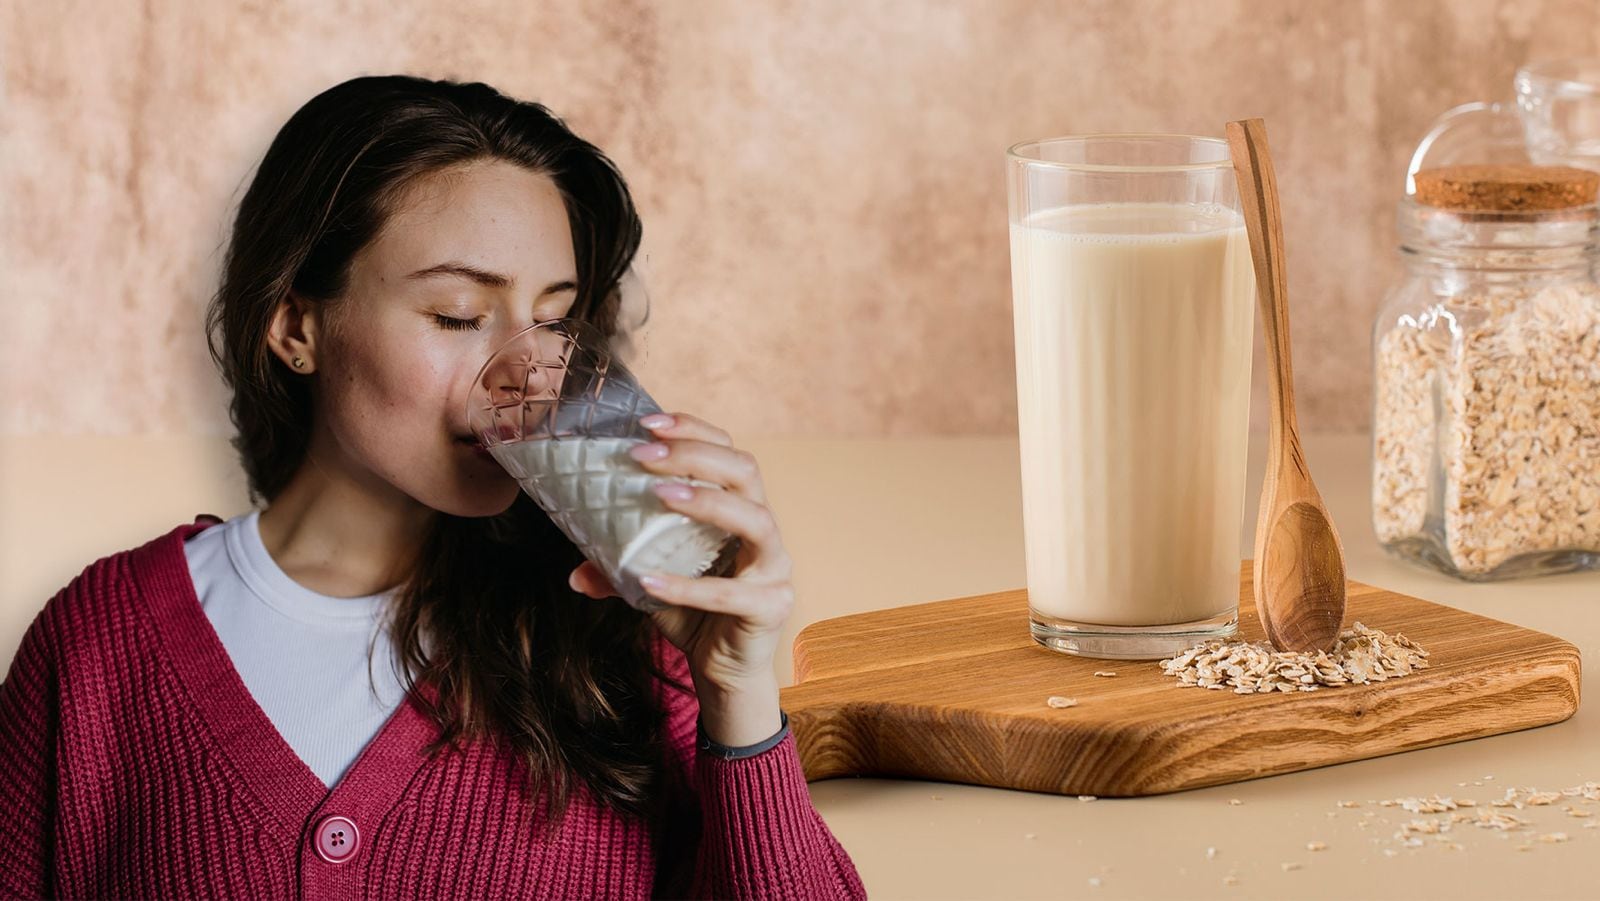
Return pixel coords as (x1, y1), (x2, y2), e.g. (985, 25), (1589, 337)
(639, 573), (668, 590)
(629, 442), (669, 461)
(653, 482), (694, 502)
(640, 413), (675, 430)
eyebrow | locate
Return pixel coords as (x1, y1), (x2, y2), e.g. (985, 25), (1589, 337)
(405, 261), (578, 295)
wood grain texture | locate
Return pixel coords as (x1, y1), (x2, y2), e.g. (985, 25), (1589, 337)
(1228, 117), (1348, 653)
(779, 562), (1581, 796)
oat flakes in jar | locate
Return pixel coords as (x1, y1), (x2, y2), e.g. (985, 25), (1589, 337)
(1372, 164), (1600, 580)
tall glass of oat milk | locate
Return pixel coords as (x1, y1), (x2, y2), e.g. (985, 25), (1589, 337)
(1006, 135), (1256, 659)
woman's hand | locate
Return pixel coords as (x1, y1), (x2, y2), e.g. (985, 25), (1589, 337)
(566, 411), (794, 747)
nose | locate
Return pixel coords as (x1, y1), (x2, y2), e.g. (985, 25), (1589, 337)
(469, 327), (573, 442)
(483, 324), (576, 398)
(479, 350), (529, 407)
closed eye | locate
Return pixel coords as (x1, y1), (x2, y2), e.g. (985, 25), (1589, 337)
(432, 313), (483, 331)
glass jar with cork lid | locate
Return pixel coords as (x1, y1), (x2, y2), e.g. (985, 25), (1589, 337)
(1371, 164), (1600, 580)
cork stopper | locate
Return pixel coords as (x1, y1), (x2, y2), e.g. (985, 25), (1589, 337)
(1413, 165), (1600, 212)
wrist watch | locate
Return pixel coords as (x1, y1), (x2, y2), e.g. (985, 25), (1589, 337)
(696, 710), (790, 760)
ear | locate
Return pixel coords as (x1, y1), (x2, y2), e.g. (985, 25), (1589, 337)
(266, 290), (324, 375)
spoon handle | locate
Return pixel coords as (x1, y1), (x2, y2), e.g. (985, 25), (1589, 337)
(1226, 119), (1304, 466)
(1227, 118), (1347, 654)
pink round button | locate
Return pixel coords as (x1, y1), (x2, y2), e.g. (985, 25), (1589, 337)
(313, 815), (360, 864)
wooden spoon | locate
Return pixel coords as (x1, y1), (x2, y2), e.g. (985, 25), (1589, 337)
(1225, 118), (1347, 653)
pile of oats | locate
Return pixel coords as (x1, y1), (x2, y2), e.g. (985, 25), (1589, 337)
(1159, 622), (1429, 693)
(1372, 281), (1600, 577)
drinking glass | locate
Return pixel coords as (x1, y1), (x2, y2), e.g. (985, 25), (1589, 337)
(467, 318), (739, 612)
(1006, 135), (1256, 658)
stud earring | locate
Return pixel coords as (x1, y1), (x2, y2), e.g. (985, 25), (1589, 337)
(292, 356), (306, 369)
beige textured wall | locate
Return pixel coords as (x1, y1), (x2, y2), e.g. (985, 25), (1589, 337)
(3, 0), (1600, 440)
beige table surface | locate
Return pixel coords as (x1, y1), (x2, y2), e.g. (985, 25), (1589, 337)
(1, 433), (1595, 899)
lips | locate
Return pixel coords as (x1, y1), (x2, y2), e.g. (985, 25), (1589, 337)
(455, 435), (497, 461)
(461, 422), (525, 446)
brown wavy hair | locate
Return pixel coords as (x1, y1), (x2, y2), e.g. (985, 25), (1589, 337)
(203, 75), (685, 834)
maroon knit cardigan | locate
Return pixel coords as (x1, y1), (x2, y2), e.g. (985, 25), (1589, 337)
(0, 518), (867, 899)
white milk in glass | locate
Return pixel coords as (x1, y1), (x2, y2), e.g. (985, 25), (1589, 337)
(1009, 203), (1255, 627)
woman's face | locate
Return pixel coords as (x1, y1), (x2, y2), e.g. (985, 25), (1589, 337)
(308, 160), (579, 518)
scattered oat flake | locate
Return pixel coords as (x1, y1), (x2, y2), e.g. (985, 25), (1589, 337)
(1281, 862), (1303, 872)
(1399, 795), (1461, 813)
(1337, 800), (1361, 808)
(1228, 798), (1243, 806)
(1024, 833), (1036, 840)
(1348, 780), (1596, 856)
(1093, 671), (1117, 677)
(1306, 841), (1327, 851)
(1396, 818), (1445, 839)
(930, 795), (942, 801)
(1471, 810), (1532, 831)
(1046, 696), (1078, 708)
(1205, 847), (1217, 860)
(1087, 877), (1102, 888)
(1077, 794), (1098, 802)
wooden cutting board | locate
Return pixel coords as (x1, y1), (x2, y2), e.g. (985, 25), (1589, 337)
(778, 562), (1581, 796)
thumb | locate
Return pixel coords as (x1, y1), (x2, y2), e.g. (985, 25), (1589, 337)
(568, 561), (618, 599)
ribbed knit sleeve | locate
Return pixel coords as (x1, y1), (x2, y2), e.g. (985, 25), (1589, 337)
(0, 597), (61, 899)
(651, 636), (866, 900)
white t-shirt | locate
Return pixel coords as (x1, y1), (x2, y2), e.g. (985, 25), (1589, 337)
(183, 509), (407, 789)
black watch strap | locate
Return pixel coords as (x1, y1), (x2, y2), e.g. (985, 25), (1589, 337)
(696, 710), (790, 760)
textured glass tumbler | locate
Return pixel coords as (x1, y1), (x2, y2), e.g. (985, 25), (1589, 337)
(468, 318), (740, 612)
(1007, 135), (1256, 658)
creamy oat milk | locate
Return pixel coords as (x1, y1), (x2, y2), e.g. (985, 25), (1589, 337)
(488, 436), (729, 586)
(1009, 203), (1255, 627)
